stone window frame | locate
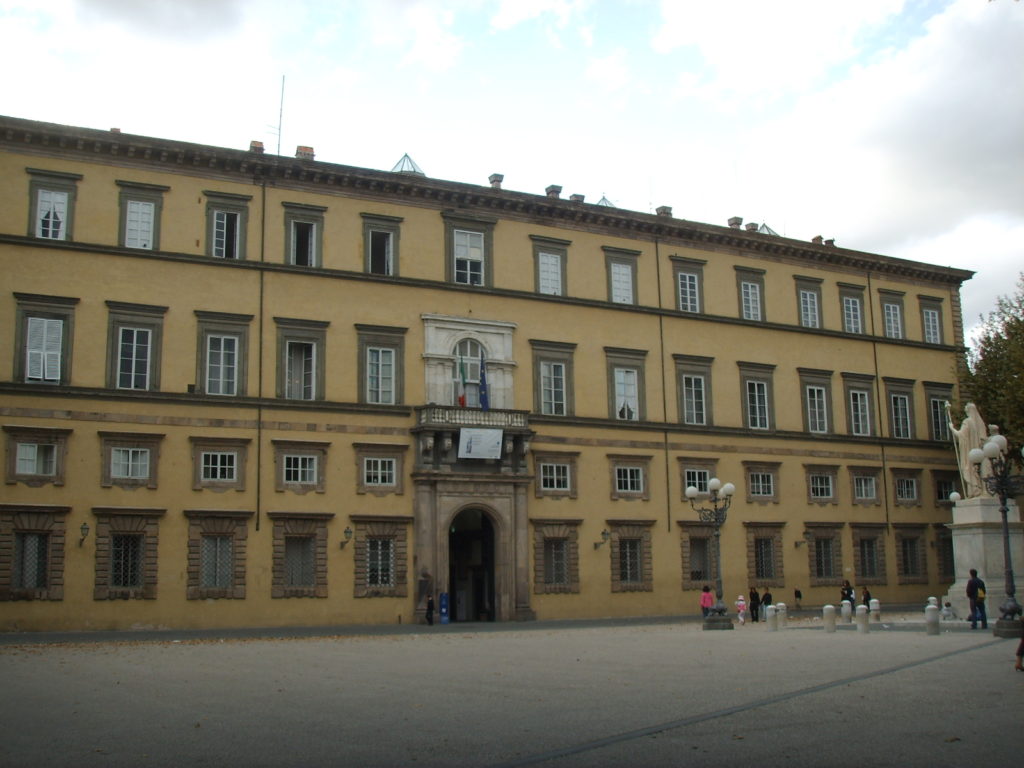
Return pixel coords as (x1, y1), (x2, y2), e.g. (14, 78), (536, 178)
(744, 461), (780, 504)
(13, 292), (78, 386)
(352, 514), (411, 598)
(842, 372), (877, 437)
(4, 425), (72, 487)
(362, 213), (403, 276)
(195, 310), (253, 397)
(274, 316), (329, 401)
(443, 210), (496, 287)
(678, 456), (719, 499)
(268, 511), (333, 598)
(671, 256), (706, 314)
(839, 283), (866, 334)
(794, 275), (823, 329)
(804, 464), (839, 505)
(27, 168), (81, 240)
(879, 290), (905, 340)
(849, 466), (882, 506)
(272, 439), (329, 494)
(604, 246), (641, 305)
(189, 436), (250, 492)
(735, 266), (767, 322)
(0, 504), (70, 601)
(99, 431), (164, 490)
(678, 521), (718, 591)
(184, 509), (252, 600)
(884, 377), (916, 440)
(738, 361), (776, 431)
(892, 468), (922, 507)
(675, 354), (714, 427)
(531, 518), (582, 594)
(531, 339), (576, 417)
(851, 524), (888, 585)
(116, 180), (169, 250)
(204, 190), (251, 260)
(533, 450), (579, 499)
(91, 507), (165, 600)
(608, 519), (655, 593)
(924, 382), (954, 442)
(798, 367), (834, 435)
(931, 469), (960, 507)
(894, 523), (927, 584)
(744, 522), (786, 588)
(918, 295), (945, 345)
(105, 301), (168, 391)
(282, 201), (326, 268)
(531, 234), (571, 297)
(605, 347), (647, 422)
(804, 522), (844, 586)
(608, 454), (651, 501)
(356, 324), (407, 406)
(354, 443), (407, 496)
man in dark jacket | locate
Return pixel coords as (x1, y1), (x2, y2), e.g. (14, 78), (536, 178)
(966, 568), (987, 630)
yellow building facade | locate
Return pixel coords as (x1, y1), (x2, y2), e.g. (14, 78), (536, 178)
(0, 116), (972, 631)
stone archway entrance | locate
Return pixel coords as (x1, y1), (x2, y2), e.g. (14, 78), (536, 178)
(448, 508), (495, 622)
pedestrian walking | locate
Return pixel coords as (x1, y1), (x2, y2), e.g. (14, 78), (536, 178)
(425, 595), (435, 626)
(762, 587), (774, 614)
(861, 587), (872, 607)
(840, 580), (855, 608)
(735, 594), (747, 625)
(966, 568), (987, 630)
(699, 585), (714, 617)
(748, 587), (761, 622)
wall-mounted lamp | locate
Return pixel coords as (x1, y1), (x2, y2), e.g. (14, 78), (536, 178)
(339, 526), (353, 549)
(78, 522), (90, 547)
(794, 539), (806, 548)
(593, 529), (611, 550)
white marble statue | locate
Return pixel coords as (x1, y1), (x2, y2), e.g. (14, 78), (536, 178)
(945, 402), (991, 498)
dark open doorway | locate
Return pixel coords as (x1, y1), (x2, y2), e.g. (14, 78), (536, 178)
(448, 509), (495, 622)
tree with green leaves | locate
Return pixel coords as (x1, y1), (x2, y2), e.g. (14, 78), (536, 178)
(962, 273), (1024, 462)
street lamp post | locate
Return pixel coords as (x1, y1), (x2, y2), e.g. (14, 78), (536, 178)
(967, 434), (1024, 637)
(686, 478), (736, 630)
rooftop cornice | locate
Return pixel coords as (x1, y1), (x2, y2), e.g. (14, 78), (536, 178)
(1, 115), (974, 285)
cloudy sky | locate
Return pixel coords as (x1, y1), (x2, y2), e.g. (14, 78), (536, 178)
(2, 0), (1021, 341)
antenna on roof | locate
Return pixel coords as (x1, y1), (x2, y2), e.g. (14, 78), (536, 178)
(276, 75), (285, 156)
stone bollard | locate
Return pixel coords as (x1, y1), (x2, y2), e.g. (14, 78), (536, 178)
(841, 600), (853, 623)
(927, 596), (938, 608)
(776, 602), (787, 628)
(924, 604), (940, 635)
(765, 604), (778, 631)
(823, 604), (837, 633)
(856, 604), (869, 634)
(869, 598), (881, 623)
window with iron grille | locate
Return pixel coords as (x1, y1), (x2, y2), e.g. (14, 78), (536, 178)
(754, 537), (775, 579)
(111, 534), (143, 588)
(619, 538), (642, 583)
(689, 536), (709, 581)
(859, 537), (880, 579)
(900, 536), (922, 577)
(284, 536), (315, 587)
(200, 535), (233, 589)
(13, 532), (48, 590)
(544, 538), (569, 585)
(367, 537), (395, 587)
(937, 534), (955, 579)
(814, 537), (836, 578)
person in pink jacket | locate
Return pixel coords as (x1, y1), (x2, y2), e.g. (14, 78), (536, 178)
(699, 585), (715, 617)
(735, 594), (747, 625)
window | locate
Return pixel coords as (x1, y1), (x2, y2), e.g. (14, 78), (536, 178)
(353, 516), (409, 598)
(273, 440), (328, 494)
(531, 235), (570, 296)
(362, 213), (402, 276)
(201, 535), (233, 589)
(189, 437), (249, 491)
(895, 526), (926, 583)
(919, 297), (944, 344)
(183, 509), (252, 599)
(840, 285), (865, 334)
(422, 315), (514, 408)
(275, 317), (328, 401)
(850, 469), (881, 505)
(14, 293), (78, 385)
(605, 247), (640, 305)
(936, 526), (954, 580)
(739, 362), (775, 431)
(754, 538), (775, 578)
(799, 368), (833, 435)
(533, 451), (578, 499)
(532, 520), (581, 594)
(610, 521), (654, 592)
(881, 293), (904, 339)
(924, 384), (953, 442)
(0, 506), (69, 601)
(354, 444), (406, 496)
(852, 525), (887, 585)
(452, 338), (485, 407)
(794, 277), (823, 328)
(680, 523), (716, 589)
(744, 462), (780, 503)
(675, 355), (714, 427)
(614, 368), (639, 420)
(885, 378), (915, 439)
(814, 537), (837, 578)
(4, 426), (71, 487)
(27, 168), (80, 241)
(609, 454), (651, 500)
(745, 523), (784, 585)
(357, 324), (406, 406)
(106, 301), (167, 391)
(269, 512), (333, 598)
(736, 267), (766, 322)
(679, 457), (717, 499)
(673, 257), (706, 313)
(541, 360), (567, 415)
(894, 473), (920, 505)
(685, 469), (709, 494)
(805, 525), (843, 584)
(205, 191), (251, 259)
(605, 348), (646, 421)
(806, 466), (838, 503)
(100, 432), (163, 489)
(843, 373), (876, 436)
(92, 508), (164, 600)
(859, 538), (880, 579)
(619, 538), (642, 583)
(934, 475), (957, 504)
(117, 181), (167, 250)
(443, 211), (495, 287)
(283, 202), (326, 267)
(196, 310), (252, 397)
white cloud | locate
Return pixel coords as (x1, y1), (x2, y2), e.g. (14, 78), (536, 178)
(585, 47), (629, 91)
(490, 0), (586, 31)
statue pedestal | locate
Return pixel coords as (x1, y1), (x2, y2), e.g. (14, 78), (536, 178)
(943, 496), (1024, 621)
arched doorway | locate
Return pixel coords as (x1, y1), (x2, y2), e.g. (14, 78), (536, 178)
(448, 508), (495, 622)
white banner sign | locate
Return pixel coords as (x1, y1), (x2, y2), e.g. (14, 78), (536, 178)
(458, 428), (504, 459)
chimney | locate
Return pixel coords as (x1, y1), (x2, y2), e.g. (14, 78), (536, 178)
(745, 222), (759, 232)
(249, 140), (265, 154)
(570, 193), (585, 203)
(656, 205), (673, 218)
(728, 216), (743, 229)
(824, 238), (835, 247)
(295, 145), (315, 160)
(545, 185), (562, 199)
(110, 127), (121, 133)
(489, 173), (503, 189)
(811, 235), (823, 245)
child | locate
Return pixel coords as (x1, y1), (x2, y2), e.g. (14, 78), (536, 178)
(735, 594), (747, 625)
(940, 602), (958, 621)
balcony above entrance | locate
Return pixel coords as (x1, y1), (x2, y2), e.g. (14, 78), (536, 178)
(412, 406), (533, 475)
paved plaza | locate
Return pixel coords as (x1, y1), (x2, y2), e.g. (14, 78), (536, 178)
(1, 613), (1020, 767)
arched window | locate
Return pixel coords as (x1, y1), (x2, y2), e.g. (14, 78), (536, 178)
(452, 338), (484, 407)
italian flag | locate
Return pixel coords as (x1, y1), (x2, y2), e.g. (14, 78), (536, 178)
(457, 355), (467, 407)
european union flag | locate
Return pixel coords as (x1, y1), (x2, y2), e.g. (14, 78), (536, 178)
(479, 351), (490, 411)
